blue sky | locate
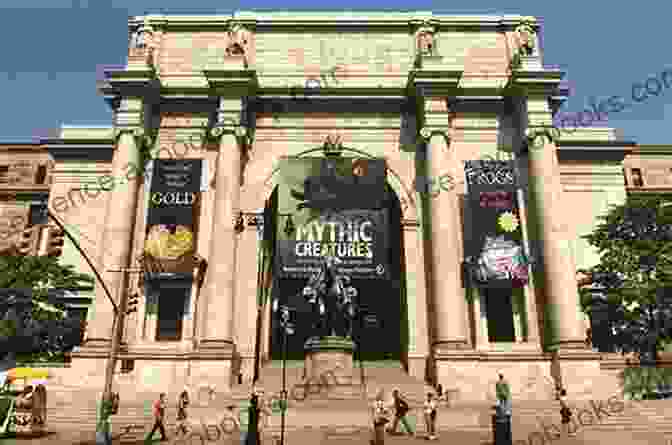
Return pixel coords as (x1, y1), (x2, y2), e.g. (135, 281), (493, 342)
(0, 0), (669, 144)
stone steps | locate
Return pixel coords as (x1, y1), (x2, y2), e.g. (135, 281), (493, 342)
(255, 360), (435, 404)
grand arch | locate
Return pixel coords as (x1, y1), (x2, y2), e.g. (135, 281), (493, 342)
(235, 142), (427, 374)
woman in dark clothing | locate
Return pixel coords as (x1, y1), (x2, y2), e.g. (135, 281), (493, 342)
(245, 393), (261, 445)
(557, 389), (576, 437)
(177, 389), (189, 421)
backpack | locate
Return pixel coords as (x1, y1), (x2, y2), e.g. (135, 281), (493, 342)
(396, 397), (409, 414)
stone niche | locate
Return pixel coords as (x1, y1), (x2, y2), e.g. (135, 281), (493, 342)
(0, 203), (30, 253)
(0, 159), (52, 186)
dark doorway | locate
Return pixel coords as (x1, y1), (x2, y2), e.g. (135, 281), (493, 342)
(484, 288), (516, 342)
(155, 285), (189, 341)
(269, 183), (406, 361)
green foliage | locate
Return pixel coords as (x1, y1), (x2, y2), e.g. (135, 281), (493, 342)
(0, 256), (95, 294)
(0, 256), (94, 363)
(579, 194), (672, 357)
(619, 366), (672, 400)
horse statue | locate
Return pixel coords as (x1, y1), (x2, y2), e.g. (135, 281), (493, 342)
(302, 256), (358, 338)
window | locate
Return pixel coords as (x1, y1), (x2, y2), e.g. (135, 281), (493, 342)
(121, 360), (135, 373)
(631, 168), (644, 187)
(155, 282), (191, 341)
(35, 165), (47, 185)
(484, 288), (516, 342)
(0, 166), (9, 183)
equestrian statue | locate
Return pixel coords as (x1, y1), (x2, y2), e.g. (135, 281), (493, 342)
(302, 256), (358, 339)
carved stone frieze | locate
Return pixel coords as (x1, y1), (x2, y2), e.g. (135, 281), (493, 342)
(415, 20), (438, 57)
(225, 23), (251, 57)
(514, 19), (537, 57)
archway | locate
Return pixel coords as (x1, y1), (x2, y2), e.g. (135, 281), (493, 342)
(264, 155), (408, 361)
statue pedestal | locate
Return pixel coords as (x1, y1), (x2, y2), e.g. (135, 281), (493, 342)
(304, 336), (355, 383)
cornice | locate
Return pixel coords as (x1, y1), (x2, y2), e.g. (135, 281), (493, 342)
(510, 68), (565, 96)
(97, 69), (159, 99)
(130, 12), (536, 31)
(98, 69), (516, 99)
(631, 145), (672, 156)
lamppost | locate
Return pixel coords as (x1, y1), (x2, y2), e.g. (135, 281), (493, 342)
(272, 298), (294, 445)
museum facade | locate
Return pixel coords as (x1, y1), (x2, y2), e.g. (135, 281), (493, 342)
(2, 11), (670, 402)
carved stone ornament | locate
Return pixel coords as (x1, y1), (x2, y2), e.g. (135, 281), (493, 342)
(525, 127), (557, 151)
(225, 23), (250, 57)
(322, 134), (343, 156)
(514, 20), (536, 56)
(417, 30), (436, 57)
(130, 20), (154, 50)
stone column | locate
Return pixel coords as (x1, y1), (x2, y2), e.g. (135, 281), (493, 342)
(197, 101), (246, 355)
(524, 96), (585, 350)
(82, 98), (145, 351)
(513, 178), (541, 345)
(421, 101), (469, 351)
(403, 218), (430, 379)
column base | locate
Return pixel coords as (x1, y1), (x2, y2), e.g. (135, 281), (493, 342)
(432, 340), (472, 354)
(71, 339), (112, 358)
(406, 353), (429, 382)
(198, 339), (236, 359)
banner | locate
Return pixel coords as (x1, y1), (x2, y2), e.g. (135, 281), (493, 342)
(464, 160), (528, 288)
(276, 210), (389, 279)
(276, 156), (389, 279)
(143, 159), (202, 275)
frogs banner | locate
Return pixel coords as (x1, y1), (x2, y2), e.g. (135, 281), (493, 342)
(463, 160), (529, 288)
(275, 157), (389, 279)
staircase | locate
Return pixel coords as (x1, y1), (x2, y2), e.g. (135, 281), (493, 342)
(255, 360), (436, 404)
(43, 368), (672, 444)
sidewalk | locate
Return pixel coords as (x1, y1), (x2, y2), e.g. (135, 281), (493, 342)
(8, 427), (672, 445)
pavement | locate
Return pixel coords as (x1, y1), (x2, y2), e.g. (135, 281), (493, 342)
(5, 424), (672, 445)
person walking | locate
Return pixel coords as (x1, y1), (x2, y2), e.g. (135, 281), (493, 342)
(96, 394), (114, 445)
(387, 388), (413, 436)
(244, 392), (261, 445)
(177, 388), (189, 421)
(174, 388), (190, 438)
(435, 384), (443, 402)
(371, 389), (390, 445)
(494, 374), (512, 445)
(423, 392), (438, 440)
(557, 388), (576, 437)
(145, 393), (168, 443)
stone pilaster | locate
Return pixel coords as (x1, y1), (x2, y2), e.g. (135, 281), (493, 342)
(402, 218), (429, 380)
(81, 98), (145, 351)
(197, 99), (247, 355)
(524, 96), (586, 351)
(421, 98), (470, 352)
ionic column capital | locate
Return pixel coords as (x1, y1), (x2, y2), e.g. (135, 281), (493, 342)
(525, 126), (560, 152)
(418, 127), (451, 151)
(208, 121), (251, 150)
(113, 127), (153, 149)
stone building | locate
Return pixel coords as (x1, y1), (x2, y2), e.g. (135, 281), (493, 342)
(2, 11), (671, 402)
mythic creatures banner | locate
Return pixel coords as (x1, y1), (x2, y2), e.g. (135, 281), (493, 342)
(464, 160), (529, 288)
(275, 156), (389, 279)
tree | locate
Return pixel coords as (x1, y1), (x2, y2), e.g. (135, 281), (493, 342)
(579, 194), (672, 365)
(0, 255), (95, 365)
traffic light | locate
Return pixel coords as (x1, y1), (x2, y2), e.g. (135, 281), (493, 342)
(44, 226), (65, 257)
(17, 226), (40, 256)
(126, 293), (140, 315)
